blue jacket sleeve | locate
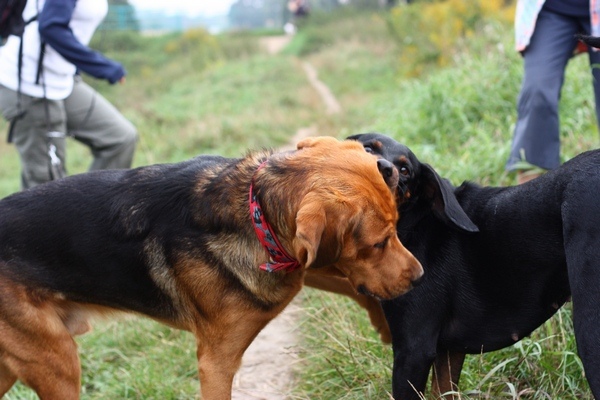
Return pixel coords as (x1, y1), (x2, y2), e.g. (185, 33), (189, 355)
(38, 0), (126, 84)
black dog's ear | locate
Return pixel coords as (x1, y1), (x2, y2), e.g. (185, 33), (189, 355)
(421, 164), (479, 232)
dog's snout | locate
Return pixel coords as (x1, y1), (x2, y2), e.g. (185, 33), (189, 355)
(377, 158), (393, 179)
(377, 159), (399, 190)
(411, 274), (424, 288)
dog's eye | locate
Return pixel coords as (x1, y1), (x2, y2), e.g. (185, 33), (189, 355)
(374, 237), (389, 249)
(399, 166), (410, 176)
(364, 146), (373, 153)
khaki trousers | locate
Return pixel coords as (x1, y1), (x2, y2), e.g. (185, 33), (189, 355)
(0, 76), (137, 189)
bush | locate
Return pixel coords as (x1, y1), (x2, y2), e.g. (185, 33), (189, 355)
(387, 0), (515, 76)
(90, 30), (144, 53)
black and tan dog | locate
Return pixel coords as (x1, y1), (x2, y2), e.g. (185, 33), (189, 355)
(332, 133), (599, 399)
(0, 136), (423, 400)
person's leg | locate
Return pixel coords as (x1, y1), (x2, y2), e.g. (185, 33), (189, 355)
(0, 85), (67, 189)
(65, 77), (137, 171)
(589, 53), (600, 131)
(507, 9), (581, 172)
(582, 21), (600, 132)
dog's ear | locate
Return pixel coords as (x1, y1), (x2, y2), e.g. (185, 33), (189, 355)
(421, 164), (479, 232)
(293, 193), (344, 269)
(297, 136), (338, 150)
(346, 133), (363, 141)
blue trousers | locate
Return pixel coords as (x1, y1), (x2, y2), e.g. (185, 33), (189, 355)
(506, 8), (600, 171)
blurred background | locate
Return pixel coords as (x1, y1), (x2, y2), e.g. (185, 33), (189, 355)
(102, 0), (391, 33)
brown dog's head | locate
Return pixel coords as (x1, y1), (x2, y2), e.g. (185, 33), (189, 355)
(286, 136), (423, 299)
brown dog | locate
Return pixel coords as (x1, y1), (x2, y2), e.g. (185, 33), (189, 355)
(0, 136), (422, 400)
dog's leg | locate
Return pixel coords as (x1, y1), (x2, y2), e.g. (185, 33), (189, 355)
(304, 272), (391, 343)
(562, 191), (600, 398)
(195, 308), (280, 400)
(565, 265), (600, 394)
(0, 283), (81, 399)
(571, 305), (600, 397)
(431, 351), (465, 399)
(9, 338), (80, 400)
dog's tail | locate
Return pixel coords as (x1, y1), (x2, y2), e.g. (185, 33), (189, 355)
(576, 34), (600, 49)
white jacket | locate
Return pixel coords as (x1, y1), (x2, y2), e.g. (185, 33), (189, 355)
(0, 0), (111, 100)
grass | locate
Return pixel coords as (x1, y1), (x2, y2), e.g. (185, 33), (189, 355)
(0, 30), (324, 193)
(5, 318), (199, 400)
(1, 4), (598, 399)
(294, 290), (395, 399)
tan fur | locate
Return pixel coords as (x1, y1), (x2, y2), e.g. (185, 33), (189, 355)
(0, 136), (422, 399)
(431, 351), (465, 399)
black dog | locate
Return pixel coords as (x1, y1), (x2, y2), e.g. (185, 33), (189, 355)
(348, 133), (598, 399)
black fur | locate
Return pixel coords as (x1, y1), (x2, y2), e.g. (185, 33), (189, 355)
(0, 154), (269, 318)
(576, 33), (600, 49)
(349, 133), (598, 399)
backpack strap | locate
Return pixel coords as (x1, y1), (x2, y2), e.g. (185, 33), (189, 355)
(15, 13), (37, 99)
(7, 13), (39, 143)
(35, 40), (45, 85)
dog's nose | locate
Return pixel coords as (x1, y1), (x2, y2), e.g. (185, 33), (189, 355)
(411, 274), (424, 288)
(377, 159), (399, 189)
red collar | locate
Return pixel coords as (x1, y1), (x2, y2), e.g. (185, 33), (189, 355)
(249, 162), (301, 273)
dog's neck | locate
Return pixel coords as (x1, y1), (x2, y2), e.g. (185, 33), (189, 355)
(249, 162), (302, 273)
(193, 151), (306, 306)
(248, 155), (306, 263)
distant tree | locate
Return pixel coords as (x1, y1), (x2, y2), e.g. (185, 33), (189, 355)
(229, 0), (286, 29)
(311, 0), (341, 11)
(101, 0), (139, 31)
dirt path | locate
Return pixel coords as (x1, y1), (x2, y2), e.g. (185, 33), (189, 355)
(231, 36), (343, 399)
(231, 303), (302, 400)
(259, 35), (293, 55)
(300, 61), (342, 115)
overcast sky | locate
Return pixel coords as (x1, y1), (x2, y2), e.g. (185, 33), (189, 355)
(128, 0), (237, 16)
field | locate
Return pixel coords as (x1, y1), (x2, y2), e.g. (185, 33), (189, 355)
(0, 3), (598, 399)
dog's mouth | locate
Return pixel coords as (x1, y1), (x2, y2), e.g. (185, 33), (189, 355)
(357, 279), (420, 300)
(357, 285), (384, 301)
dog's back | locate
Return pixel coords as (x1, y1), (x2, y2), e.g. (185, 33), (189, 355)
(391, 147), (600, 352)
(0, 156), (228, 319)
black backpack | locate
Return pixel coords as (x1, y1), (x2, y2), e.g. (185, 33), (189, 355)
(0, 0), (28, 46)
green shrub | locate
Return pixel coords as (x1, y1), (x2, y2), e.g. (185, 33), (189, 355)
(387, 0), (514, 77)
